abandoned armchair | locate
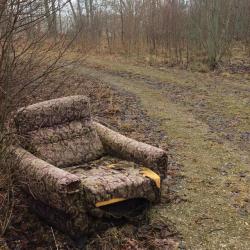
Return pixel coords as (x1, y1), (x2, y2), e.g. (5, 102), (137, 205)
(10, 95), (168, 238)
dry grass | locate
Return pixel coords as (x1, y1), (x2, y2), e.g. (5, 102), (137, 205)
(86, 219), (179, 250)
(0, 143), (15, 237)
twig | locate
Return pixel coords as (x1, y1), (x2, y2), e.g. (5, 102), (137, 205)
(51, 227), (59, 250)
(208, 228), (224, 234)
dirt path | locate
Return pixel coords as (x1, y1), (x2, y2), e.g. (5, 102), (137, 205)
(76, 64), (250, 250)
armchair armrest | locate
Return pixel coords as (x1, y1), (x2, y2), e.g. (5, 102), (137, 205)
(93, 122), (168, 177)
(10, 146), (81, 211)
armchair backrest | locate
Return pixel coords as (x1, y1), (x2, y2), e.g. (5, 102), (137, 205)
(14, 96), (104, 167)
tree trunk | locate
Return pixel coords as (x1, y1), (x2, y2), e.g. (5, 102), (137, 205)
(44, 0), (57, 37)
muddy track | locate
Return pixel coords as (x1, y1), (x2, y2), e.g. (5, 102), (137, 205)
(75, 64), (250, 250)
(80, 63), (250, 153)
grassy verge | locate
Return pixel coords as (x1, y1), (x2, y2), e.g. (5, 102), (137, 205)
(83, 56), (250, 152)
(77, 63), (250, 249)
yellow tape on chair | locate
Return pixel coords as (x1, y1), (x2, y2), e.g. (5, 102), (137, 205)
(95, 198), (126, 207)
(140, 167), (161, 188)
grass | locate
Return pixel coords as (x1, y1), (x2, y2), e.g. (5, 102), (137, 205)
(84, 55), (250, 152)
(138, 89), (250, 249)
(77, 58), (250, 249)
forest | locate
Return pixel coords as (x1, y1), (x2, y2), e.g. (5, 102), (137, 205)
(0, 0), (250, 249)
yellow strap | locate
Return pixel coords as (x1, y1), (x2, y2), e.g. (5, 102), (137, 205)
(95, 198), (126, 207)
(140, 167), (161, 188)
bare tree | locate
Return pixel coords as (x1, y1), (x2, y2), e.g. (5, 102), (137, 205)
(44, 0), (57, 36)
(0, 0), (76, 235)
(62, 0), (249, 68)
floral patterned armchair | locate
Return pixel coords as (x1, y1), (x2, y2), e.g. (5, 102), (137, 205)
(11, 95), (168, 238)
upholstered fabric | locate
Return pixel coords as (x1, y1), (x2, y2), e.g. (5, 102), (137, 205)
(15, 95), (91, 133)
(21, 121), (104, 167)
(11, 147), (82, 212)
(94, 122), (168, 178)
(65, 157), (160, 207)
(14, 96), (105, 167)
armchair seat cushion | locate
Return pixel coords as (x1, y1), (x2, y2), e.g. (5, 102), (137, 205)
(65, 157), (160, 207)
